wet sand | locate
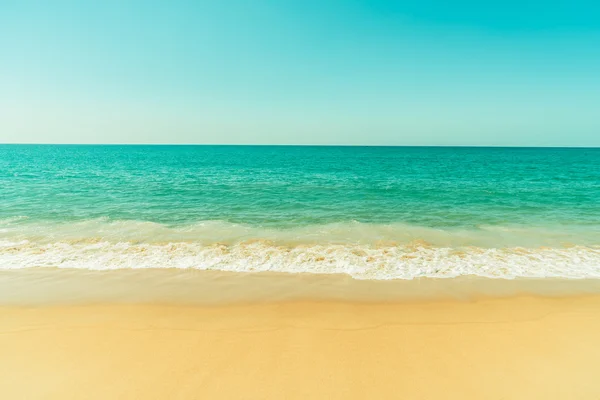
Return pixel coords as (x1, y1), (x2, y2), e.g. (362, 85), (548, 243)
(2, 270), (600, 399)
(3, 268), (600, 305)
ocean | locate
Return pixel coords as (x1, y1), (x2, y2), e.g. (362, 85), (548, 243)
(1, 144), (599, 280)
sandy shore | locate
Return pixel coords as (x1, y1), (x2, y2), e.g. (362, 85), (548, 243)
(4, 268), (600, 305)
(2, 294), (600, 399)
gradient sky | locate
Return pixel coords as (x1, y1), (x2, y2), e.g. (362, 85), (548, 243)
(1, 0), (599, 145)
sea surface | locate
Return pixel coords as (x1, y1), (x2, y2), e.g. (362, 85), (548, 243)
(1, 145), (599, 280)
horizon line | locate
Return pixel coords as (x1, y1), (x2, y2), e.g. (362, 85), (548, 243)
(1, 143), (599, 149)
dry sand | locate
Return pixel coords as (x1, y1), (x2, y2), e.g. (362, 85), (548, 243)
(2, 294), (600, 399)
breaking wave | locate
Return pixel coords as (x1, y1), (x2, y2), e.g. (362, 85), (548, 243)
(1, 219), (600, 280)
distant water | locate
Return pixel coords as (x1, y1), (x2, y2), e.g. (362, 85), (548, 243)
(1, 145), (599, 279)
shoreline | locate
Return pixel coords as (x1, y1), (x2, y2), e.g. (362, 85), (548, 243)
(3, 268), (600, 305)
(3, 269), (600, 398)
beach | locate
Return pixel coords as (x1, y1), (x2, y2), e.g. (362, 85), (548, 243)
(2, 270), (600, 399)
(3, 0), (600, 394)
(2, 146), (600, 398)
(2, 295), (600, 399)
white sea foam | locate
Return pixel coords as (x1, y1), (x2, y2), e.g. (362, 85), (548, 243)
(2, 219), (599, 280)
(1, 240), (599, 280)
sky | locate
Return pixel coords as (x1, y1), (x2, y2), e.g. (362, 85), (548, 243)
(1, 0), (599, 146)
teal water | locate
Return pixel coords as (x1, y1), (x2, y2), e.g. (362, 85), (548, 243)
(1, 145), (599, 279)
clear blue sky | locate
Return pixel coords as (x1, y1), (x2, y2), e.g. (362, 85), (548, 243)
(1, 0), (599, 145)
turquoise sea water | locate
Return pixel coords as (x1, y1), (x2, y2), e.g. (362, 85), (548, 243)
(1, 145), (599, 279)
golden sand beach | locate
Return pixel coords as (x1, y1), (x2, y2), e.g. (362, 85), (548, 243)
(2, 297), (600, 399)
(1, 270), (600, 399)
